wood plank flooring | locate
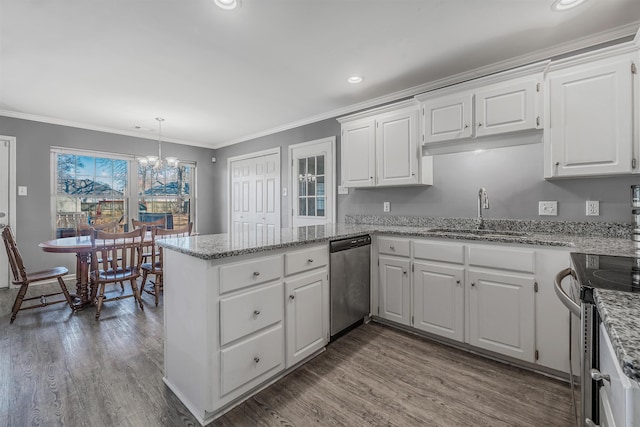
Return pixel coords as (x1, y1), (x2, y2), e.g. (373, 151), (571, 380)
(0, 283), (576, 427)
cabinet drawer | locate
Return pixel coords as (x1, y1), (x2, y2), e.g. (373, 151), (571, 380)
(413, 240), (464, 264)
(220, 255), (283, 294)
(468, 246), (535, 273)
(378, 237), (410, 257)
(285, 245), (328, 276)
(220, 282), (284, 346)
(220, 325), (284, 397)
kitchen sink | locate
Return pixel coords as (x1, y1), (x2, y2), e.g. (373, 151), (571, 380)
(428, 228), (529, 237)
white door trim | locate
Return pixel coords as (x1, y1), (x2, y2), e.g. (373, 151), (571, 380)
(226, 147), (281, 234)
(0, 135), (17, 289)
(289, 136), (336, 226)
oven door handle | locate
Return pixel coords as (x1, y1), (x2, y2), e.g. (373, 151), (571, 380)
(554, 268), (581, 317)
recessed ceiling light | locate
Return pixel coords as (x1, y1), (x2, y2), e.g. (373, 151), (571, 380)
(551, 0), (587, 11)
(214, 0), (240, 10)
(347, 75), (364, 84)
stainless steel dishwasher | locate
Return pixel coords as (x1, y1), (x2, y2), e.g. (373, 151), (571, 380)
(330, 235), (371, 340)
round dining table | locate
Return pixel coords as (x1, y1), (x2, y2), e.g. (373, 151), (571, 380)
(39, 235), (94, 307)
(39, 233), (151, 308)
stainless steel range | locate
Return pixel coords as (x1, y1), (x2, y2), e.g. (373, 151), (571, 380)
(555, 253), (640, 427)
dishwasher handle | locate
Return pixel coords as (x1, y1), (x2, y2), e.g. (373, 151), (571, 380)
(554, 268), (580, 317)
(330, 235), (371, 253)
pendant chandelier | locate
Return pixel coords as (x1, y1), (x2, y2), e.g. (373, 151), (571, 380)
(139, 117), (179, 167)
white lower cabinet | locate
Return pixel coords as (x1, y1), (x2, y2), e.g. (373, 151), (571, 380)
(285, 269), (328, 368)
(163, 243), (329, 426)
(378, 255), (411, 325)
(412, 261), (464, 341)
(375, 236), (572, 373)
(467, 269), (535, 362)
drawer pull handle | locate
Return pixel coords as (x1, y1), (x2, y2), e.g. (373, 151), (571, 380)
(254, 356), (260, 363)
(253, 271), (260, 277)
(389, 245), (395, 250)
(289, 294), (295, 300)
(590, 369), (610, 383)
(307, 259), (314, 263)
(253, 310), (261, 316)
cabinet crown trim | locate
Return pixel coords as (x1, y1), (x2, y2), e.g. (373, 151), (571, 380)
(337, 99), (418, 123)
(546, 38), (639, 73)
(415, 61), (548, 101)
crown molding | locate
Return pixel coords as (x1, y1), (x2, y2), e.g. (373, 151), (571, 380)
(0, 110), (216, 150)
(336, 99), (418, 124)
(216, 21), (639, 148)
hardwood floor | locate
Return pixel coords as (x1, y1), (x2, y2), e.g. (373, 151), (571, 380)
(0, 283), (576, 427)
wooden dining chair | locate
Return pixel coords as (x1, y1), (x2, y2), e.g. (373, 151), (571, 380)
(89, 226), (146, 320)
(2, 226), (75, 324)
(141, 222), (193, 306)
(131, 217), (166, 230)
(132, 217), (165, 264)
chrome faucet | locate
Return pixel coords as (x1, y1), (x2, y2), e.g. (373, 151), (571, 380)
(477, 187), (490, 229)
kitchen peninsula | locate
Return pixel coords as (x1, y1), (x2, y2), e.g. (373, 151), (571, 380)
(159, 220), (640, 425)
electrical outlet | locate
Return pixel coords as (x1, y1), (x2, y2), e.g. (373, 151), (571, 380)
(18, 186), (27, 196)
(337, 186), (349, 195)
(538, 201), (557, 216)
(586, 200), (599, 216)
(383, 202), (390, 212)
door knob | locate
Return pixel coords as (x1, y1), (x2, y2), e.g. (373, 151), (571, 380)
(289, 294), (295, 300)
(0, 212), (6, 218)
(0, 224), (5, 228)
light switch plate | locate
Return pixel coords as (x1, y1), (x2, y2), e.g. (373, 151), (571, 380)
(338, 186), (349, 195)
(383, 202), (390, 212)
(538, 201), (557, 216)
(18, 186), (27, 196)
(282, 187), (287, 197)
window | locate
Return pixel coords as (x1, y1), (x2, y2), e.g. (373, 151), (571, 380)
(297, 155), (325, 217)
(137, 163), (194, 229)
(53, 151), (130, 237)
(52, 148), (196, 237)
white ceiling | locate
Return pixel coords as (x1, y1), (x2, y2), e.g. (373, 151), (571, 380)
(1, 0), (639, 149)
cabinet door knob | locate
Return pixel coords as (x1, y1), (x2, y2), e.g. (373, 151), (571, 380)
(253, 271), (260, 276)
(289, 294), (295, 300)
(590, 369), (610, 383)
(456, 280), (460, 284)
(254, 356), (260, 363)
(403, 270), (407, 275)
(477, 122), (482, 128)
(307, 258), (314, 263)
(471, 282), (475, 287)
(253, 310), (261, 316)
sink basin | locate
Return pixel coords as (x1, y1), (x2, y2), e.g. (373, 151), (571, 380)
(428, 228), (528, 237)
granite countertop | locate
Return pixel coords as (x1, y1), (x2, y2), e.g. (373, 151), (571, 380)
(595, 290), (640, 381)
(158, 222), (638, 260)
(158, 218), (640, 382)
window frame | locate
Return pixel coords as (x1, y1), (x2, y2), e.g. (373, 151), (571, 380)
(50, 147), (197, 237)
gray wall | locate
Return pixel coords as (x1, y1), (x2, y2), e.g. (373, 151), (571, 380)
(212, 118), (340, 233)
(0, 116), (216, 273)
(340, 142), (639, 222)
(213, 123), (638, 234)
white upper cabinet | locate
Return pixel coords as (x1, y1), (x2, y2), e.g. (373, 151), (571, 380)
(422, 93), (473, 143)
(544, 48), (638, 178)
(475, 80), (539, 137)
(417, 63), (545, 148)
(376, 108), (420, 186)
(340, 119), (376, 187)
(339, 100), (433, 188)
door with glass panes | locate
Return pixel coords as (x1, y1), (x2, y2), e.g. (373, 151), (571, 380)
(290, 138), (335, 227)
